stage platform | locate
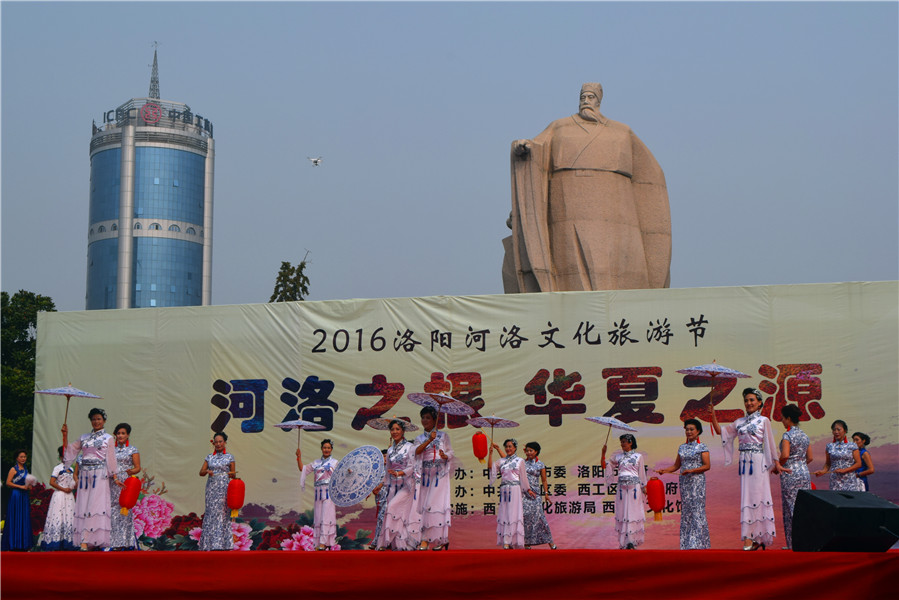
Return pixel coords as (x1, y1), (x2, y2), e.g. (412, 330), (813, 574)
(2, 549), (896, 599)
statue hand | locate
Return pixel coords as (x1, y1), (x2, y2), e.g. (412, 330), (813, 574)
(512, 140), (531, 157)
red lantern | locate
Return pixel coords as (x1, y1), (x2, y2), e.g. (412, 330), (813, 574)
(472, 431), (488, 464)
(646, 477), (665, 521)
(119, 476), (141, 515)
(227, 478), (245, 519)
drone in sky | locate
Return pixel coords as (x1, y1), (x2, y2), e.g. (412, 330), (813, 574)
(307, 157), (323, 167)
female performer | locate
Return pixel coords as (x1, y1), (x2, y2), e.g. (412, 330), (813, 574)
(488, 439), (529, 549)
(602, 434), (647, 549)
(777, 404), (812, 550)
(198, 431), (236, 550)
(656, 419), (710, 549)
(414, 406), (454, 550)
(710, 387), (779, 551)
(814, 420), (861, 491)
(41, 446), (77, 551)
(2, 450), (33, 551)
(851, 432), (874, 491)
(376, 420), (421, 550)
(62, 408), (117, 550)
(297, 439), (339, 551)
(522, 441), (556, 549)
(110, 423), (141, 550)
(369, 449), (389, 550)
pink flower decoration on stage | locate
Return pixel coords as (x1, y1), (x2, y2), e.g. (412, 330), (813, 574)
(132, 493), (174, 538)
(231, 521), (252, 551)
(279, 525), (316, 551)
(188, 527), (203, 542)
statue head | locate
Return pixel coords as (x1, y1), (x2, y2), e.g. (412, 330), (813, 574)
(579, 83), (603, 121)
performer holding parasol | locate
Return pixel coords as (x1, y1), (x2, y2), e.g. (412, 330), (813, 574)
(62, 408), (117, 550)
(297, 439), (340, 551)
(488, 438), (530, 549)
(413, 405), (455, 550)
(602, 433), (647, 549)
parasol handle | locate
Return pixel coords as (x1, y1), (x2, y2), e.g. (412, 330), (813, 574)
(297, 428), (302, 450)
(603, 424), (612, 446)
(63, 395), (71, 429)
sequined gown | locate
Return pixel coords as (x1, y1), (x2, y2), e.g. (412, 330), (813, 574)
(414, 430), (454, 546)
(65, 429), (117, 548)
(110, 444), (139, 548)
(826, 441), (860, 491)
(301, 456), (339, 548)
(377, 440), (421, 550)
(779, 427), (810, 549)
(2, 464), (32, 551)
(199, 452), (234, 550)
(720, 411), (777, 547)
(490, 454), (530, 548)
(604, 450), (647, 549)
(677, 440), (710, 550)
(523, 458), (554, 546)
(41, 462), (77, 551)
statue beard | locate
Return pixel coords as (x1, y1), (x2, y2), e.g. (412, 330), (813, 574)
(579, 105), (600, 122)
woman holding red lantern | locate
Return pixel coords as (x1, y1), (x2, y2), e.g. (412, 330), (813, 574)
(376, 420), (422, 550)
(198, 431), (236, 550)
(602, 434), (647, 549)
(297, 438), (340, 551)
(488, 439), (530, 549)
(656, 419), (710, 549)
(110, 423), (141, 550)
(710, 387), (780, 551)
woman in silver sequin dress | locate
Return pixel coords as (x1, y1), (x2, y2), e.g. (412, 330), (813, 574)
(198, 431), (236, 550)
(522, 442), (556, 549)
(110, 423), (141, 549)
(814, 419), (861, 491)
(777, 404), (812, 550)
(656, 419), (710, 549)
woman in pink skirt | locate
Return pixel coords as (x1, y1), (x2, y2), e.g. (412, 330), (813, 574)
(61, 408), (117, 550)
(488, 439), (530, 549)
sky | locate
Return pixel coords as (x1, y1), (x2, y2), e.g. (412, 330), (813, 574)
(2, 1), (897, 313)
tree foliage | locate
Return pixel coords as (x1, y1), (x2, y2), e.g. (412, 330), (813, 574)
(1, 290), (56, 469)
(269, 257), (311, 303)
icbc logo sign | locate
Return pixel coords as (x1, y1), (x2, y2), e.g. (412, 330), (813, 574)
(140, 103), (161, 124)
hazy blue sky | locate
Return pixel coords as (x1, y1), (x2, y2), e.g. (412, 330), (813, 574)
(2, 1), (897, 313)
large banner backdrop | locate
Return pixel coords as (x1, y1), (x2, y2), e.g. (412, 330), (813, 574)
(33, 282), (898, 549)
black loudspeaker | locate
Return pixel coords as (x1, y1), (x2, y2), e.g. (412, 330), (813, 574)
(792, 489), (899, 552)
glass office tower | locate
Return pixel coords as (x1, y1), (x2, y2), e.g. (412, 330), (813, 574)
(86, 54), (214, 310)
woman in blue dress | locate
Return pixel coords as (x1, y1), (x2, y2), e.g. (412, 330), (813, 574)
(522, 442), (556, 549)
(657, 419), (710, 549)
(777, 405), (812, 550)
(814, 420), (861, 491)
(198, 431), (236, 550)
(851, 432), (874, 492)
(2, 450), (33, 551)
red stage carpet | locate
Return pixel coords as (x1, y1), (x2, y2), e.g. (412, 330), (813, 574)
(2, 549), (896, 599)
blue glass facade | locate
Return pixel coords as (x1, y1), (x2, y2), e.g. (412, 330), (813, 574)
(86, 140), (208, 310)
(132, 238), (203, 308)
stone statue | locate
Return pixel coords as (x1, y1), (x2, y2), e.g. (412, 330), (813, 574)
(502, 83), (671, 293)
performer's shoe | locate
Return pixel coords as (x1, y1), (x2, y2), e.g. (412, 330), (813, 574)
(503, 544), (512, 550)
(432, 543), (448, 551)
(625, 543), (636, 550)
(417, 542), (429, 551)
(549, 544), (557, 550)
(524, 545), (531, 550)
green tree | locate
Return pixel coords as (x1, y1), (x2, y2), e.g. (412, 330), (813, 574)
(1, 290), (56, 469)
(269, 255), (311, 302)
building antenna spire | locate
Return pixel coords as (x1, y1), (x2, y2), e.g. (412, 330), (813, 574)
(149, 41), (160, 99)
